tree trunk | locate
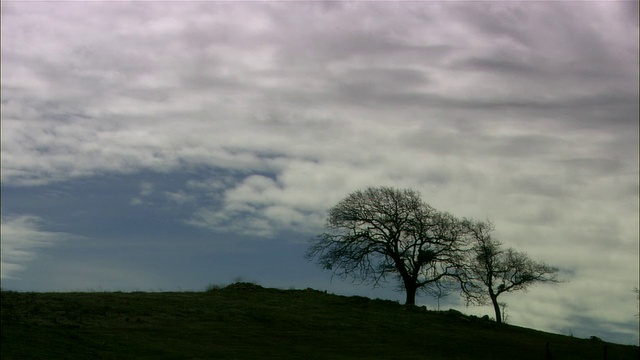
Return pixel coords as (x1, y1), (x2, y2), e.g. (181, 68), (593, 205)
(490, 293), (502, 324)
(405, 284), (418, 305)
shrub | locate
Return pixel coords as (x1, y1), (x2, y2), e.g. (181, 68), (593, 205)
(204, 283), (223, 292)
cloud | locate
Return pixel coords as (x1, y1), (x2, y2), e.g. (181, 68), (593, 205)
(164, 190), (195, 205)
(139, 181), (154, 197)
(131, 181), (155, 205)
(1, 215), (78, 279)
(2, 1), (636, 187)
(186, 172), (334, 237)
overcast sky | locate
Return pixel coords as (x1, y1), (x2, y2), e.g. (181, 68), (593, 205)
(1, 0), (638, 345)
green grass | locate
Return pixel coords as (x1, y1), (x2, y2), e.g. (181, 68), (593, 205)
(1, 283), (638, 359)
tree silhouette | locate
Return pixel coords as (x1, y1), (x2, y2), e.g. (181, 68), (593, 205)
(460, 220), (560, 324)
(306, 186), (468, 305)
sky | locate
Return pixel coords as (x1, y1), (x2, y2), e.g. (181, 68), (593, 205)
(1, 0), (638, 346)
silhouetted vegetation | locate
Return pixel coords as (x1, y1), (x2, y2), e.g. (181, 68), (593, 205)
(460, 220), (560, 324)
(308, 186), (562, 324)
(2, 285), (637, 359)
(307, 187), (469, 305)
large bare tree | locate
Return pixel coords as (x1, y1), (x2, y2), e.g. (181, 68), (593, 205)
(306, 186), (468, 305)
(460, 220), (560, 324)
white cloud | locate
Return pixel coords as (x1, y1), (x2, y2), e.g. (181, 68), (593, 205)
(2, 1), (636, 187)
(164, 190), (195, 205)
(130, 181), (155, 205)
(0, 215), (77, 279)
(139, 181), (154, 197)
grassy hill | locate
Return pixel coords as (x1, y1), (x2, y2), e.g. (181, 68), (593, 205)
(1, 283), (638, 359)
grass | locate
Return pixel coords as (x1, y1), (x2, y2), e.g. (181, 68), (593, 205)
(1, 283), (638, 359)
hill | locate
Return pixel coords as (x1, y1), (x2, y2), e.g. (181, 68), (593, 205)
(1, 283), (638, 359)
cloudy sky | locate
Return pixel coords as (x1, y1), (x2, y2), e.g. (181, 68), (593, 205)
(1, 0), (638, 345)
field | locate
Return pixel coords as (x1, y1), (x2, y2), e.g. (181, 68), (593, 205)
(1, 283), (638, 359)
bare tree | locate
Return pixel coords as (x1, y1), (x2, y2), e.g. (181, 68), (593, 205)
(460, 220), (560, 324)
(306, 186), (468, 305)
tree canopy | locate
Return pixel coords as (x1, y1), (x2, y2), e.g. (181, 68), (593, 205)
(306, 186), (469, 305)
(460, 220), (560, 323)
(307, 186), (563, 319)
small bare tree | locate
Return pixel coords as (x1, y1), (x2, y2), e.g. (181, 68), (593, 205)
(460, 220), (561, 324)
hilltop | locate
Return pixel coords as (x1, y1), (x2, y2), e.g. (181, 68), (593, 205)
(1, 283), (638, 359)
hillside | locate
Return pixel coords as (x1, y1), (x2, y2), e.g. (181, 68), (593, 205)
(1, 283), (638, 359)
